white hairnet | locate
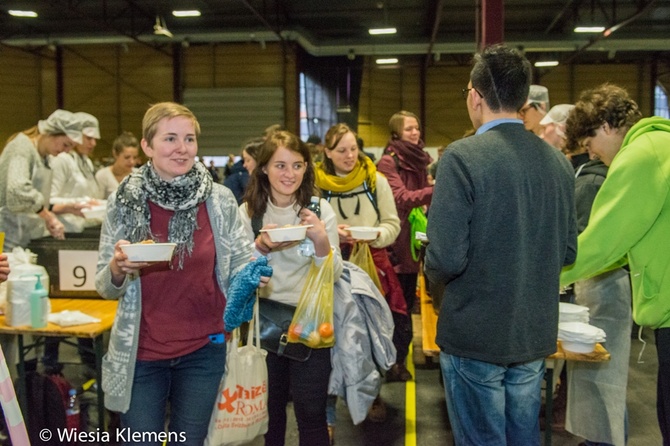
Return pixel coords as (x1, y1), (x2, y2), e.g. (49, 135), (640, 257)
(38, 109), (83, 144)
(540, 104), (575, 127)
(526, 85), (550, 108)
(540, 104), (575, 138)
(74, 112), (100, 139)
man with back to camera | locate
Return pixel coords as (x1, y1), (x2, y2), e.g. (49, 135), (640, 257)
(424, 44), (577, 445)
(520, 84), (550, 136)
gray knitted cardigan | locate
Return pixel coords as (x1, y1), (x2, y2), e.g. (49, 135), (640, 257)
(95, 184), (253, 413)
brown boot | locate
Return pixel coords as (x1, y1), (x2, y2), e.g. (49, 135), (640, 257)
(366, 396), (387, 423)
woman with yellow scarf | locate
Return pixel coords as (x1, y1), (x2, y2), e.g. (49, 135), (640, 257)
(315, 123), (407, 430)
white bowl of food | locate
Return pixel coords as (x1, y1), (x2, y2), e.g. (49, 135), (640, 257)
(561, 340), (596, 354)
(82, 205), (107, 220)
(347, 226), (380, 241)
(260, 225), (312, 243)
(120, 242), (177, 262)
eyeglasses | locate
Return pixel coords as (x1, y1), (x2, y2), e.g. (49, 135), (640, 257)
(462, 87), (482, 100)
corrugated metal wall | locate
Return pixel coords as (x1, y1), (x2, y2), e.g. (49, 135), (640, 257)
(184, 87), (284, 156)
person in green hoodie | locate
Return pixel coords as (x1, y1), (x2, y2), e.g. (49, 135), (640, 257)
(561, 82), (670, 444)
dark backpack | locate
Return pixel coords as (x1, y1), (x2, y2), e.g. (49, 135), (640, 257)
(25, 371), (82, 445)
(321, 179), (380, 223)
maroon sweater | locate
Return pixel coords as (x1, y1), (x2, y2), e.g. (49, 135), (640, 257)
(137, 202), (225, 360)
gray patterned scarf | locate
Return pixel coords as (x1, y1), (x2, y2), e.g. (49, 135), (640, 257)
(115, 160), (212, 269)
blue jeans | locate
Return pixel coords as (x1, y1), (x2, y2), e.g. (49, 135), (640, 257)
(120, 340), (226, 445)
(440, 352), (544, 446)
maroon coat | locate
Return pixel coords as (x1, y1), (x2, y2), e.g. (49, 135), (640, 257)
(377, 142), (433, 274)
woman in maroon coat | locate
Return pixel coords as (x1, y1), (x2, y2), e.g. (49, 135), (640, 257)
(376, 110), (433, 381)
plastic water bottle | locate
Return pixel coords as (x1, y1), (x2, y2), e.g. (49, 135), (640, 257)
(297, 196), (321, 257)
(30, 274), (48, 329)
(66, 388), (80, 416)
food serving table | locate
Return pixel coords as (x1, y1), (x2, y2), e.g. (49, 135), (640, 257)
(544, 341), (610, 446)
(0, 298), (118, 431)
(417, 268), (440, 357)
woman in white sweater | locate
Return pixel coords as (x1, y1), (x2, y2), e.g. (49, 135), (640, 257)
(239, 130), (342, 446)
(315, 123), (404, 427)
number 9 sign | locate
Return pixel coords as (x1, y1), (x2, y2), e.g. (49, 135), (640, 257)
(58, 250), (98, 291)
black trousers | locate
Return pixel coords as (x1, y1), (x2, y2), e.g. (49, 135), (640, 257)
(265, 347), (332, 446)
(397, 272), (418, 314)
(392, 311), (412, 365)
(396, 273), (418, 366)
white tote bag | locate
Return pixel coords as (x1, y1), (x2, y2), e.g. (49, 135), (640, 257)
(205, 297), (269, 446)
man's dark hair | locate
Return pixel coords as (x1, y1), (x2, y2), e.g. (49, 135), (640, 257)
(470, 44), (531, 113)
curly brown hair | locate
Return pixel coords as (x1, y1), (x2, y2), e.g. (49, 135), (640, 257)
(564, 83), (642, 154)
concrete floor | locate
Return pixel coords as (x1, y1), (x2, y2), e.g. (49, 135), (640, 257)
(273, 318), (662, 446)
(57, 317), (662, 446)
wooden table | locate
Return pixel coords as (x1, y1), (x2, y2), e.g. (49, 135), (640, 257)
(418, 268), (440, 357)
(544, 341), (610, 446)
(0, 298), (118, 431)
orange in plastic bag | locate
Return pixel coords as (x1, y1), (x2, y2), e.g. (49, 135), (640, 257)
(349, 242), (383, 294)
(288, 252), (335, 349)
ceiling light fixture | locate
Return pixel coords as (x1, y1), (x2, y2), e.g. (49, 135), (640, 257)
(574, 26), (605, 33)
(173, 10), (201, 17)
(376, 58), (399, 65)
(9, 10), (38, 18)
(534, 61), (559, 67)
(369, 27), (397, 35)
(154, 16), (174, 38)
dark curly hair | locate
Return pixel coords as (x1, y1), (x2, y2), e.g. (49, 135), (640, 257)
(564, 83), (642, 154)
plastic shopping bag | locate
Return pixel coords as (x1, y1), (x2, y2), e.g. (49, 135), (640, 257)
(408, 207), (427, 262)
(288, 252), (335, 349)
(205, 300), (268, 446)
(349, 242), (383, 294)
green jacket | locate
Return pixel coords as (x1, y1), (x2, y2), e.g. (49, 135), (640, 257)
(561, 117), (670, 329)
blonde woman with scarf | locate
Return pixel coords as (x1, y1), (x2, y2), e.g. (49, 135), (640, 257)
(95, 102), (259, 443)
(315, 123), (405, 428)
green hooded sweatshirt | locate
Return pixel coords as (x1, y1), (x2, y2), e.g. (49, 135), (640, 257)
(561, 116), (670, 329)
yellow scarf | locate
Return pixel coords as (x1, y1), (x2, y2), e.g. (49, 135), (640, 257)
(315, 156), (377, 193)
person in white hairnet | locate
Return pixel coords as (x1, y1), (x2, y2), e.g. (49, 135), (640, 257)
(44, 112), (104, 375)
(540, 104), (575, 152)
(50, 111), (103, 233)
(519, 84), (550, 136)
(0, 109), (84, 251)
